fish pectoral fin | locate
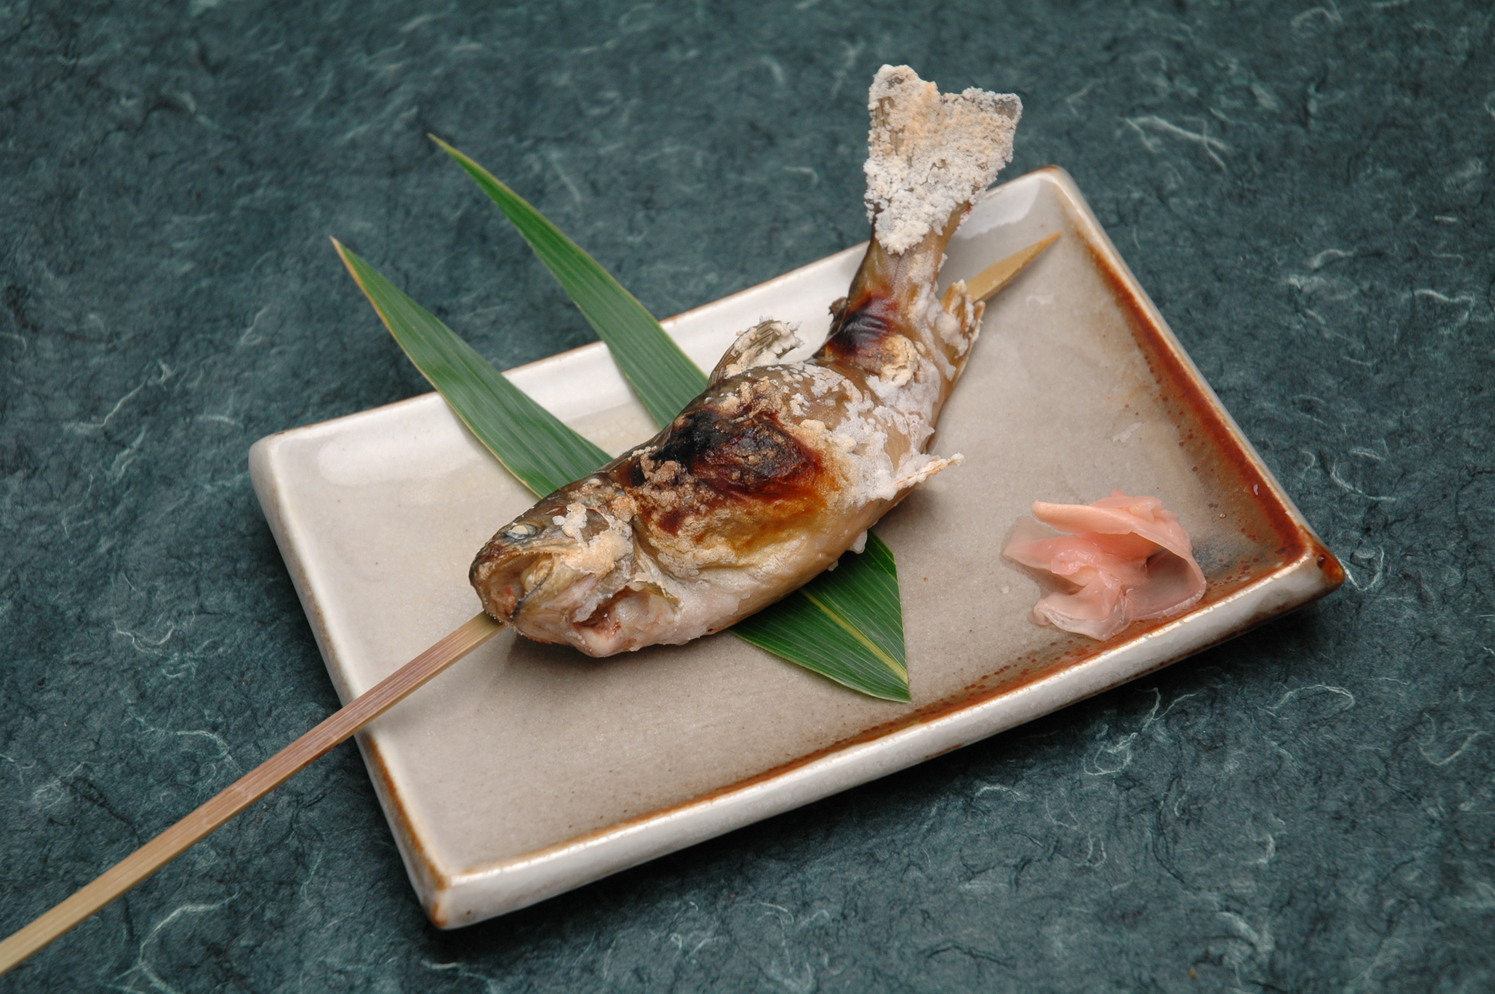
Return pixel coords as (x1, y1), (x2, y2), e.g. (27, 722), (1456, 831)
(940, 281), (986, 356)
(708, 320), (802, 384)
(892, 453), (963, 493)
(941, 280), (976, 320)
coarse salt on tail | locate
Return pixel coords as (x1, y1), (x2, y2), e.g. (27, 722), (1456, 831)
(469, 65), (1022, 655)
(1003, 492), (1207, 641)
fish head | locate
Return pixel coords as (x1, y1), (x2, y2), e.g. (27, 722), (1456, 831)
(469, 483), (638, 649)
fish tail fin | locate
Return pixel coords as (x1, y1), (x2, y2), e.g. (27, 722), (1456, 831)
(862, 65), (1021, 256)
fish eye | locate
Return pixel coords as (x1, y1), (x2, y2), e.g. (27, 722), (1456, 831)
(502, 521), (541, 541)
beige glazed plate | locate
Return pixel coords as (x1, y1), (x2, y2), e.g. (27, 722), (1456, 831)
(249, 167), (1343, 928)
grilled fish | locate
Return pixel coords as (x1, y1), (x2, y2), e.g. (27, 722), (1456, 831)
(471, 65), (1022, 655)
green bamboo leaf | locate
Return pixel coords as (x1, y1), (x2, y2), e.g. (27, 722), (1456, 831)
(333, 240), (607, 495)
(338, 151), (912, 701)
(733, 534), (909, 701)
(433, 137), (706, 425)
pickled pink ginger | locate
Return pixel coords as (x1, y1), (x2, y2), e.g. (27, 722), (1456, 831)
(1002, 492), (1206, 640)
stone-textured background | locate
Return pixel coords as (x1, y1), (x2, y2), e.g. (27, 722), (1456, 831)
(2, 1), (1490, 990)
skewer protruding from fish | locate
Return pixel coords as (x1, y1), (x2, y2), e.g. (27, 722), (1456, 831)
(470, 65), (1022, 655)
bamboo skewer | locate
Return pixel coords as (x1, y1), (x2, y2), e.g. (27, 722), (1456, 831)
(0, 232), (1059, 978)
(0, 612), (504, 976)
(968, 230), (1061, 303)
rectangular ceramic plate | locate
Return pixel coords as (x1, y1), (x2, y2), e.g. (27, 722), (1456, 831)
(249, 167), (1342, 928)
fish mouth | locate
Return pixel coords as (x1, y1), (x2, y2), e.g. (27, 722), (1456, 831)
(472, 546), (568, 622)
(511, 559), (604, 624)
(508, 556), (559, 619)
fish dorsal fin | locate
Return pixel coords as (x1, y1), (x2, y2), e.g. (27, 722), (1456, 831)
(707, 319), (802, 385)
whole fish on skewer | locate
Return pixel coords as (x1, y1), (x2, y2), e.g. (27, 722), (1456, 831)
(471, 65), (1026, 655)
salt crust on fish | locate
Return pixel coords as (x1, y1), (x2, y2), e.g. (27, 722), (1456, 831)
(864, 65), (1022, 255)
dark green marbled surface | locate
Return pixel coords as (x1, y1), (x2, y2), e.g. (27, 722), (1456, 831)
(2, 1), (1491, 990)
